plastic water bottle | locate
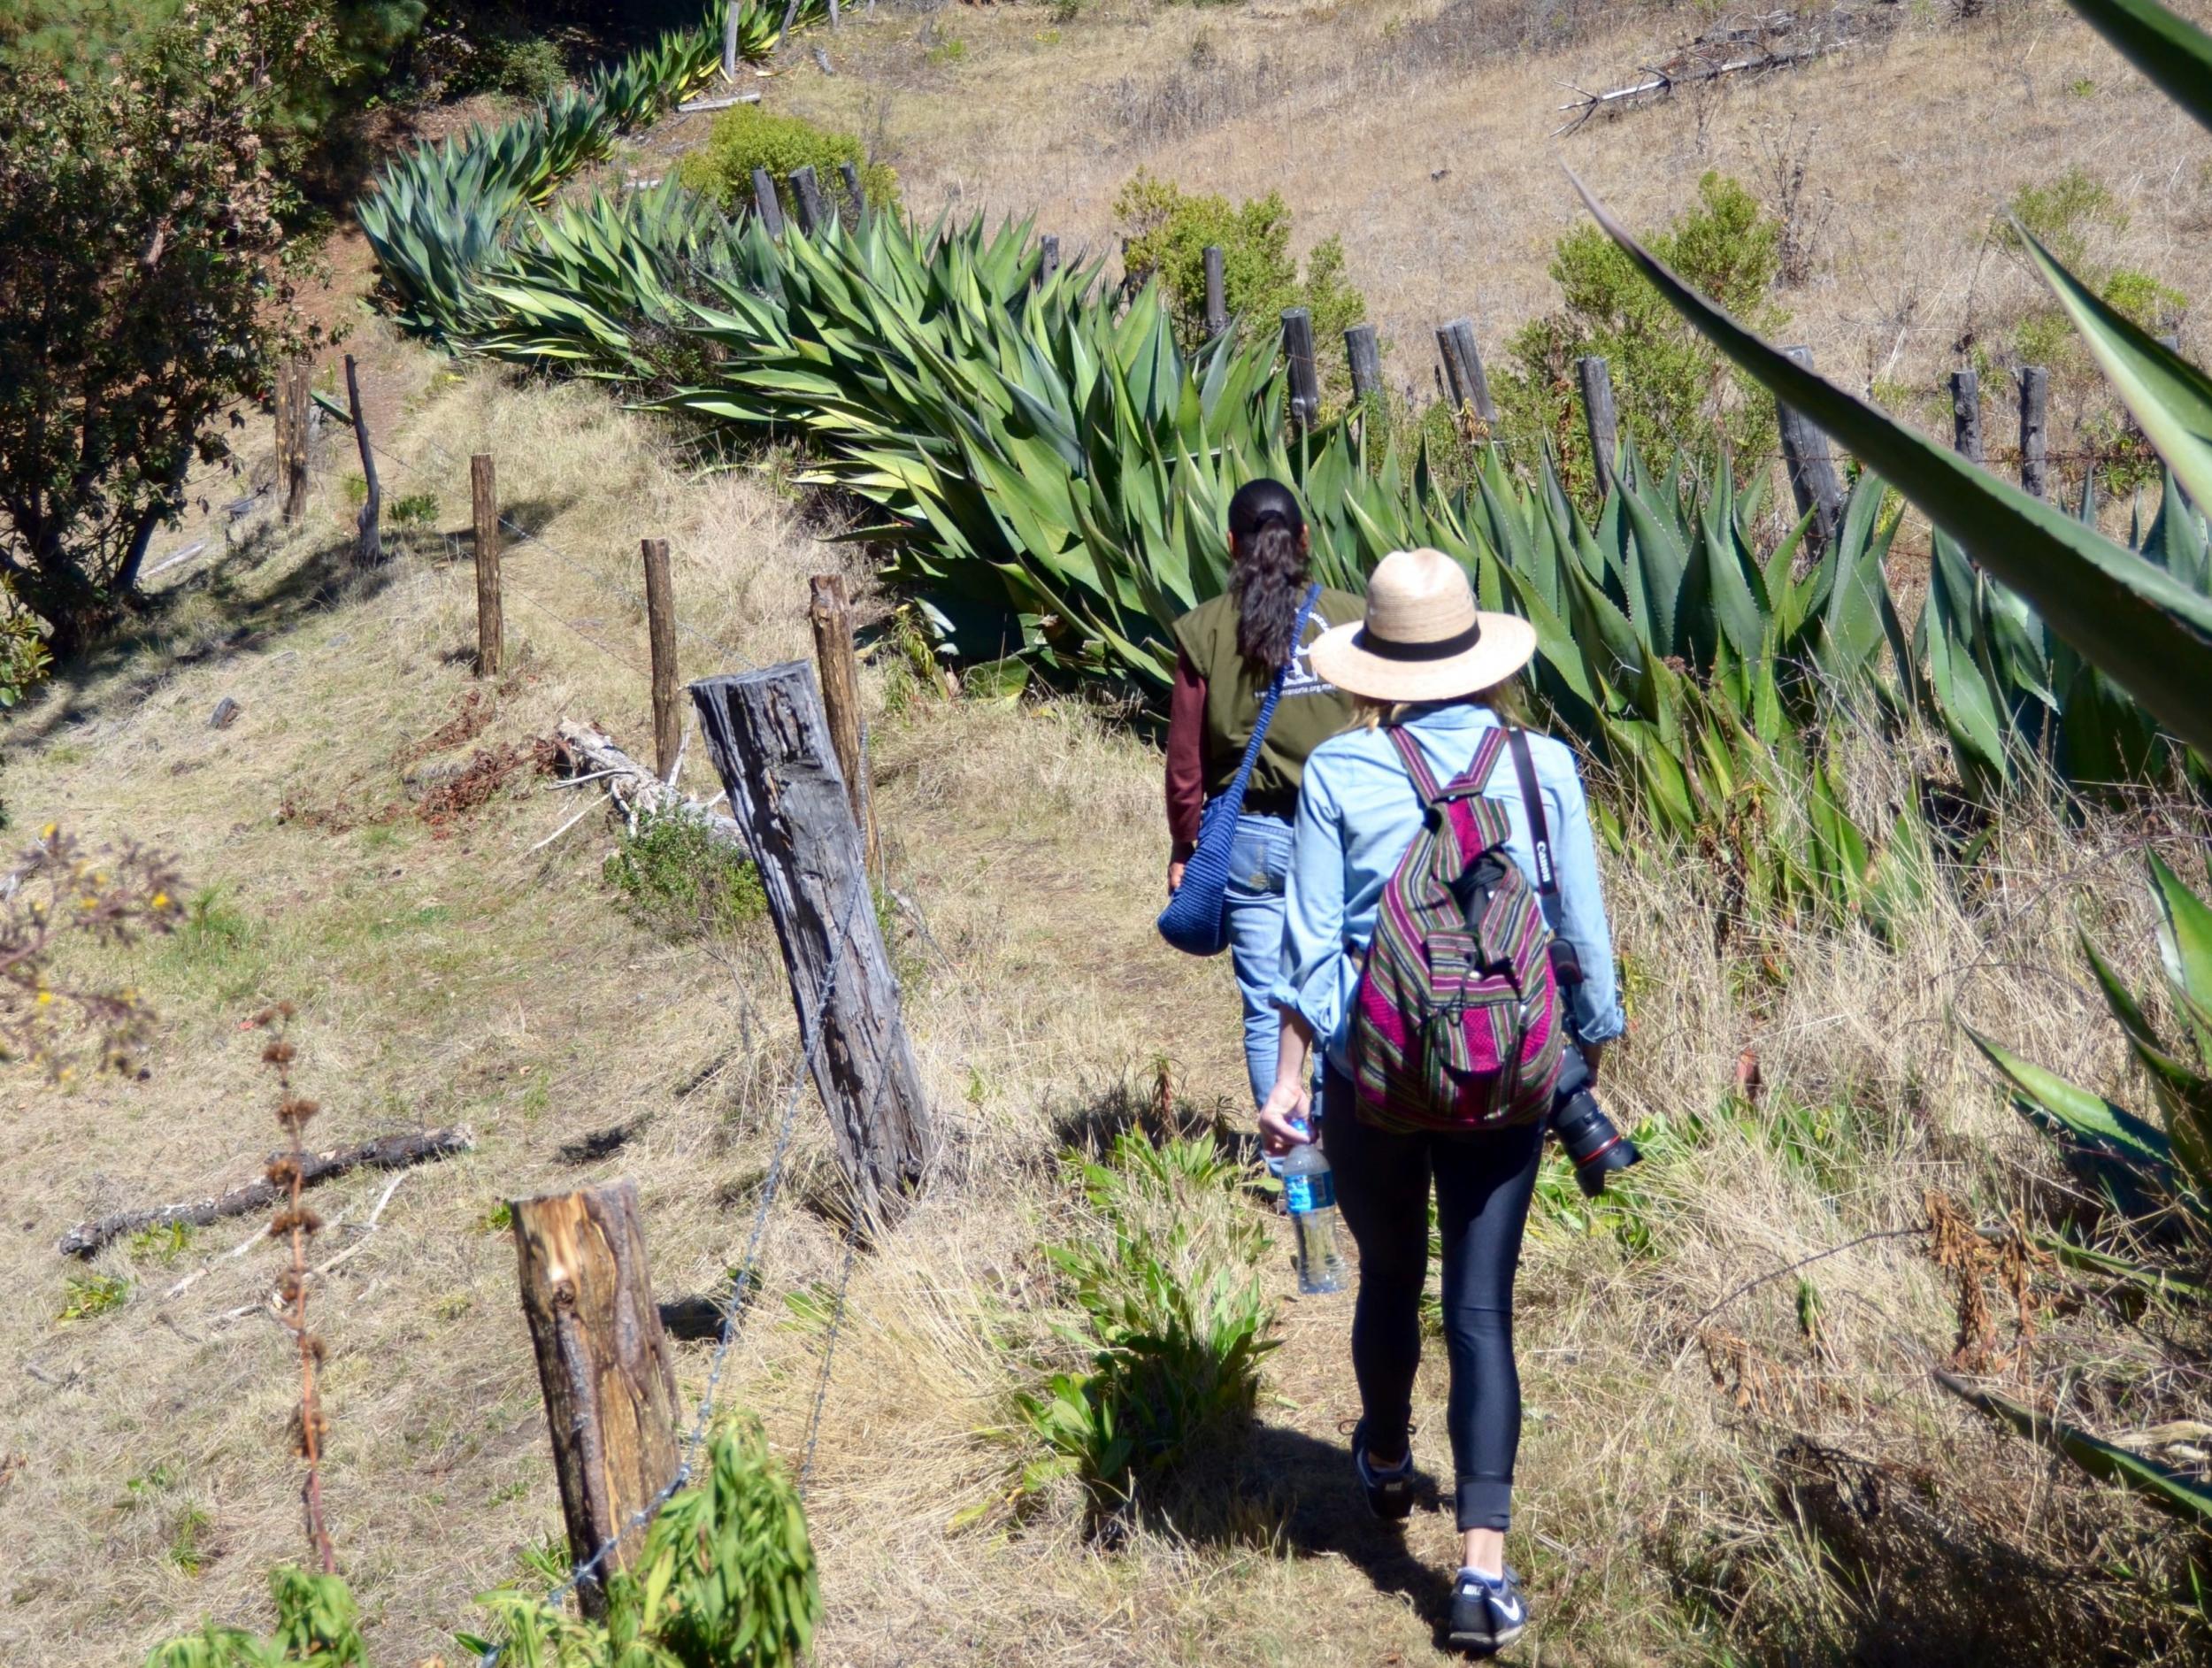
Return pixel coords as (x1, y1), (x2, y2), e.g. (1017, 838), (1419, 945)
(1282, 1118), (1348, 1295)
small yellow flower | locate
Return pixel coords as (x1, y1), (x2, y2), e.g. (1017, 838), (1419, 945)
(35, 990), (53, 1006)
(151, 892), (170, 911)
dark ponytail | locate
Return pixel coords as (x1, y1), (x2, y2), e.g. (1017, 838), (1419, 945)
(1227, 478), (1310, 673)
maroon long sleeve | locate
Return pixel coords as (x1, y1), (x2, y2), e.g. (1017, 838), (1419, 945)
(1166, 649), (1208, 854)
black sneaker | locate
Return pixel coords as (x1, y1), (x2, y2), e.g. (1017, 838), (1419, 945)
(1350, 1418), (1415, 1521)
(1448, 1564), (1528, 1655)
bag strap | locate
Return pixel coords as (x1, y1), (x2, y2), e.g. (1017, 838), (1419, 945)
(1385, 726), (1447, 807)
(1506, 726), (1557, 896)
(1219, 582), (1323, 815)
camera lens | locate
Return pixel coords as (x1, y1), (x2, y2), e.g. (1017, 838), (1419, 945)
(1548, 1053), (1640, 1197)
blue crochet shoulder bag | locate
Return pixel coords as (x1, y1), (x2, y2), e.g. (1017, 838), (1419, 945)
(1156, 582), (1322, 957)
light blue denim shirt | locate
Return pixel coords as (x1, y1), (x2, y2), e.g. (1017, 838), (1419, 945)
(1272, 703), (1627, 1075)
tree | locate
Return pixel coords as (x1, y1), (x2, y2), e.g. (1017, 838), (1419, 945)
(0, 1), (319, 654)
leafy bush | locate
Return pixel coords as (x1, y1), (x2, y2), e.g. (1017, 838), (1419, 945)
(0, 591), (51, 709)
(603, 806), (768, 941)
(0, 1), (318, 654)
(464, 1420), (819, 1668)
(675, 104), (898, 221)
(58, 1271), (130, 1322)
(1497, 171), (1785, 503)
(1113, 170), (1368, 401)
(144, 1566), (366, 1667)
(1010, 1132), (1276, 1518)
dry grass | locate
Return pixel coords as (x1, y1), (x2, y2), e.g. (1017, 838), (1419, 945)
(772, 0), (2212, 473)
(4, 342), (2207, 1665)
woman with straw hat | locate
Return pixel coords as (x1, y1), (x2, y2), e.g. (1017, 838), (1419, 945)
(1258, 547), (1624, 1656)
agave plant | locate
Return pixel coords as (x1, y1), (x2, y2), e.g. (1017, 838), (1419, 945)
(1959, 854), (2212, 1527)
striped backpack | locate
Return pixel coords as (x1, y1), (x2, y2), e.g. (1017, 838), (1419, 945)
(1350, 726), (1568, 1134)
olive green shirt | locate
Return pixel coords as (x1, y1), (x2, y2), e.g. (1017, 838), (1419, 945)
(1171, 587), (1366, 802)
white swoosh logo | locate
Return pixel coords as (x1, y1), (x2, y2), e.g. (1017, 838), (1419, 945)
(1494, 1597), (1524, 1625)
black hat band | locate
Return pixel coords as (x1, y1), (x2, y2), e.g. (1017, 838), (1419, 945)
(1351, 619), (1483, 662)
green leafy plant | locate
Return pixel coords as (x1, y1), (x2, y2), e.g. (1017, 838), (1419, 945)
(58, 1270), (129, 1322)
(145, 1566), (366, 1667)
(1006, 1132), (1276, 1519)
(675, 104), (898, 222)
(603, 807), (768, 941)
(0, 589), (51, 709)
(1114, 171), (1368, 398)
(387, 491), (440, 530)
(461, 1419), (819, 1668)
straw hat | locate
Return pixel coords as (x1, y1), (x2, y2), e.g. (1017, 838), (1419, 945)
(1309, 548), (1537, 703)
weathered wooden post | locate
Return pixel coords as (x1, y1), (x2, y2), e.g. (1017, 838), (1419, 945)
(343, 354), (382, 568)
(808, 574), (879, 873)
(1950, 369), (1984, 465)
(1203, 244), (1227, 337)
(790, 164), (828, 234)
(1576, 355), (1620, 496)
(723, 4), (740, 80)
(1038, 234), (1061, 287)
(641, 539), (681, 781)
(692, 665), (934, 1230)
(511, 1180), (682, 1618)
(751, 166), (786, 238)
(1345, 324), (1382, 402)
(1778, 346), (1844, 555)
(1281, 308), (1320, 431)
(838, 160), (866, 229)
(2019, 365), (2050, 500)
(472, 454), (503, 678)
(1438, 319), (1497, 437)
(276, 359), (312, 525)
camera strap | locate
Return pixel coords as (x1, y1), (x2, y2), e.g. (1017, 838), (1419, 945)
(1506, 727), (1556, 898)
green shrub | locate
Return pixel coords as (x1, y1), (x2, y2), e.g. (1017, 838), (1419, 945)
(58, 1271), (130, 1322)
(1496, 171), (1785, 503)
(603, 806), (767, 941)
(675, 105), (899, 220)
(489, 34), (567, 101)
(0, 590), (51, 710)
(1113, 171), (1369, 405)
(463, 1420), (818, 1668)
(1008, 1131), (1276, 1519)
(388, 490), (440, 530)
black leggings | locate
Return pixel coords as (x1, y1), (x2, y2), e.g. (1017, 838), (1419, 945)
(1322, 1063), (1543, 1533)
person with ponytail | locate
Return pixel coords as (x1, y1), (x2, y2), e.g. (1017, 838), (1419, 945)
(1166, 479), (1364, 1125)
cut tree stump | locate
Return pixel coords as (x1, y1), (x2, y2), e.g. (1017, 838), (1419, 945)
(511, 1180), (682, 1618)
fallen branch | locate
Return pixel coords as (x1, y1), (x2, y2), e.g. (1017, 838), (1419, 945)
(58, 1127), (472, 1258)
(551, 719), (747, 851)
(1554, 41), (1841, 135)
(675, 92), (760, 112)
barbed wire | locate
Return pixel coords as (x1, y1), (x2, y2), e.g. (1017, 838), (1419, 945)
(472, 878), (871, 1666)
(798, 1218), (861, 1497)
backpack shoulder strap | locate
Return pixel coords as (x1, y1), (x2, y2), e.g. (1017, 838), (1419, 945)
(1446, 727), (1511, 797)
(1385, 726), (1446, 808)
(1506, 727), (1558, 896)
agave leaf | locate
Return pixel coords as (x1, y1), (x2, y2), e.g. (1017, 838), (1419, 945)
(1569, 170), (2212, 760)
(2149, 852), (2212, 1036)
(1961, 1021), (2177, 1184)
(1937, 1370), (2212, 1526)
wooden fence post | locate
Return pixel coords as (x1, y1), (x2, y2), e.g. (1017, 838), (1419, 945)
(808, 575), (879, 873)
(1778, 345), (1844, 555)
(343, 354), (382, 568)
(472, 455), (503, 678)
(1281, 308), (1320, 431)
(1438, 319), (1497, 438)
(724, 4), (740, 80)
(641, 539), (681, 782)
(1345, 324), (1382, 402)
(790, 164), (828, 234)
(2019, 365), (2050, 500)
(1950, 369), (1984, 465)
(276, 359), (312, 525)
(1037, 234), (1061, 287)
(692, 665), (935, 1230)
(1576, 355), (1619, 495)
(838, 160), (866, 229)
(1203, 244), (1227, 337)
(751, 166), (786, 239)
(511, 1180), (682, 1619)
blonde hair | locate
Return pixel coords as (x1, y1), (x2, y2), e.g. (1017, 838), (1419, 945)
(1350, 674), (1531, 732)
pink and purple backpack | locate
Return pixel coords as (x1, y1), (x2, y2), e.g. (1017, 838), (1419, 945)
(1351, 726), (1567, 1134)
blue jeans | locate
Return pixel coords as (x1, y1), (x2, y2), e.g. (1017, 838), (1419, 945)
(1224, 812), (1297, 1113)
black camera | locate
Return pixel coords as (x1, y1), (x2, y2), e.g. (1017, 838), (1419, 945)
(1543, 940), (1639, 1197)
(1549, 1045), (1640, 1196)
